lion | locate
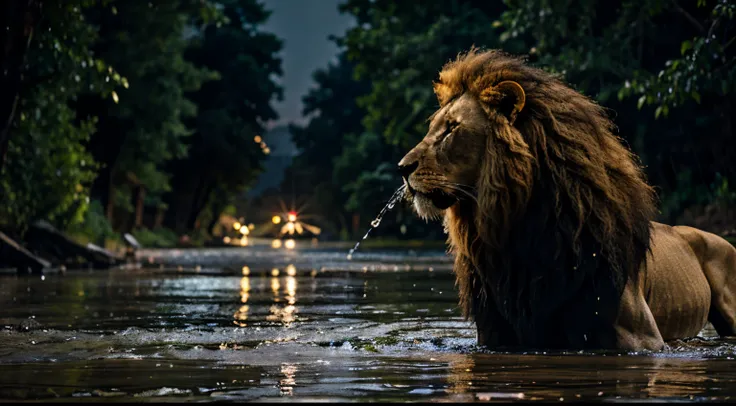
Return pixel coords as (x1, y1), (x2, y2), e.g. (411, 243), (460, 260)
(398, 48), (736, 351)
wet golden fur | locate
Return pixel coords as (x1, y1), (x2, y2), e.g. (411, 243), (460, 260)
(435, 49), (656, 320)
(398, 48), (736, 349)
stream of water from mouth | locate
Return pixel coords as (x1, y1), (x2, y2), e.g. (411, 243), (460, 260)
(347, 184), (407, 261)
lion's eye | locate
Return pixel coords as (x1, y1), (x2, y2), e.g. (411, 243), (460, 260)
(444, 121), (459, 137)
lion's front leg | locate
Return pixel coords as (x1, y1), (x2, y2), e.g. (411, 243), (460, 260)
(471, 288), (518, 349)
(453, 254), (519, 348)
(613, 280), (665, 351)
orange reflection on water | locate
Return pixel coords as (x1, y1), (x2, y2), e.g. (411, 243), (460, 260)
(267, 275), (298, 325)
(280, 363), (297, 395)
(240, 276), (251, 303)
(286, 264), (297, 277)
(286, 275), (297, 305)
(234, 275), (251, 326)
(271, 277), (281, 303)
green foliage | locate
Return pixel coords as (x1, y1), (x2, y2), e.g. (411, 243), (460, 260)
(131, 227), (179, 248)
(65, 199), (116, 245)
(340, 0), (507, 149)
(281, 55), (370, 236)
(291, 0), (736, 239)
(83, 0), (217, 211)
(496, 0), (736, 222)
(0, 0), (282, 246)
(616, 0), (736, 117)
(162, 0), (283, 232)
(317, 0), (507, 239)
(0, 1), (123, 233)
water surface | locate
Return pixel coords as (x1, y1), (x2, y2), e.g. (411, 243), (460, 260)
(1, 242), (735, 402)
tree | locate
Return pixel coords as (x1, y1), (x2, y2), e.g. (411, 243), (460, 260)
(163, 0), (283, 234)
(280, 53), (371, 237)
(498, 0), (736, 221)
(76, 0), (215, 232)
(325, 0), (735, 237)
(0, 0), (42, 170)
(0, 1), (123, 235)
(324, 0), (507, 239)
(340, 0), (508, 150)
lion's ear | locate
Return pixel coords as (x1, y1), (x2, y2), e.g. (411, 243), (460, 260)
(480, 80), (526, 124)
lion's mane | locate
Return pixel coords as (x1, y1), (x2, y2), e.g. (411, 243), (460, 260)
(434, 49), (658, 348)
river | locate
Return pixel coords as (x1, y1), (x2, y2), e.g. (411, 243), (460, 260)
(1, 240), (735, 402)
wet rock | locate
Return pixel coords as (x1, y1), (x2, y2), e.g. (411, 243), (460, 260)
(17, 318), (42, 332)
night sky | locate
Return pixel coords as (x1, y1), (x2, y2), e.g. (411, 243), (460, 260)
(260, 0), (355, 129)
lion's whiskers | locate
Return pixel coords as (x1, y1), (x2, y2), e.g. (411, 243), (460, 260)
(424, 179), (479, 206)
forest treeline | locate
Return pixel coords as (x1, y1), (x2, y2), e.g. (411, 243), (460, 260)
(0, 0), (734, 252)
(283, 0), (735, 241)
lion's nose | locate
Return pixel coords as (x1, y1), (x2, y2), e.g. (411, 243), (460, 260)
(398, 160), (419, 179)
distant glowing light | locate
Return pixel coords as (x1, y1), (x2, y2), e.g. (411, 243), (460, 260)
(223, 236), (231, 244)
(248, 223), (255, 230)
(286, 264), (296, 276)
(242, 266), (250, 276)
(233, 222), (242, 230)
(288, 212), (297, 222)
(271, 239), (282, 249)
(271, 268), (280, 277)
(286, 222), (295, 234)
(263, 147), (270, 155)
(285, 239), (296, 250)
(239, 237), (248, 246)
(111, 91), (119, 103)
(240, 227), (249, 235)
(272, 215), (281, 224)
(254, 135), (262, 143)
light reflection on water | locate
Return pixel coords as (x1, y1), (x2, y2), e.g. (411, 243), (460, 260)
(280, 363), (298, 396)
(2, 247), (736, 402)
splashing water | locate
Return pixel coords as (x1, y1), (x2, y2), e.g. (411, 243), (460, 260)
(347, 184), (407, 260)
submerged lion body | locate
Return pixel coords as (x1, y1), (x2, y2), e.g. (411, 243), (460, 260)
(398, 48), (736, 351)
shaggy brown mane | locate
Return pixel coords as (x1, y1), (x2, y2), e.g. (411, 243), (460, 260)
(435, 48), (658, 348)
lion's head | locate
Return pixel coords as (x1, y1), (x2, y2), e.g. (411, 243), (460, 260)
(398, 48), (658, 347)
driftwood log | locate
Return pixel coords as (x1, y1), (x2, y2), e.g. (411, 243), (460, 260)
(23, 220), (123, 269)
(0, 230), (50, 274)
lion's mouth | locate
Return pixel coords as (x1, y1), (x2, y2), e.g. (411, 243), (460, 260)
(408, 185), (457, 210)
(427, 189), (457, 209)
